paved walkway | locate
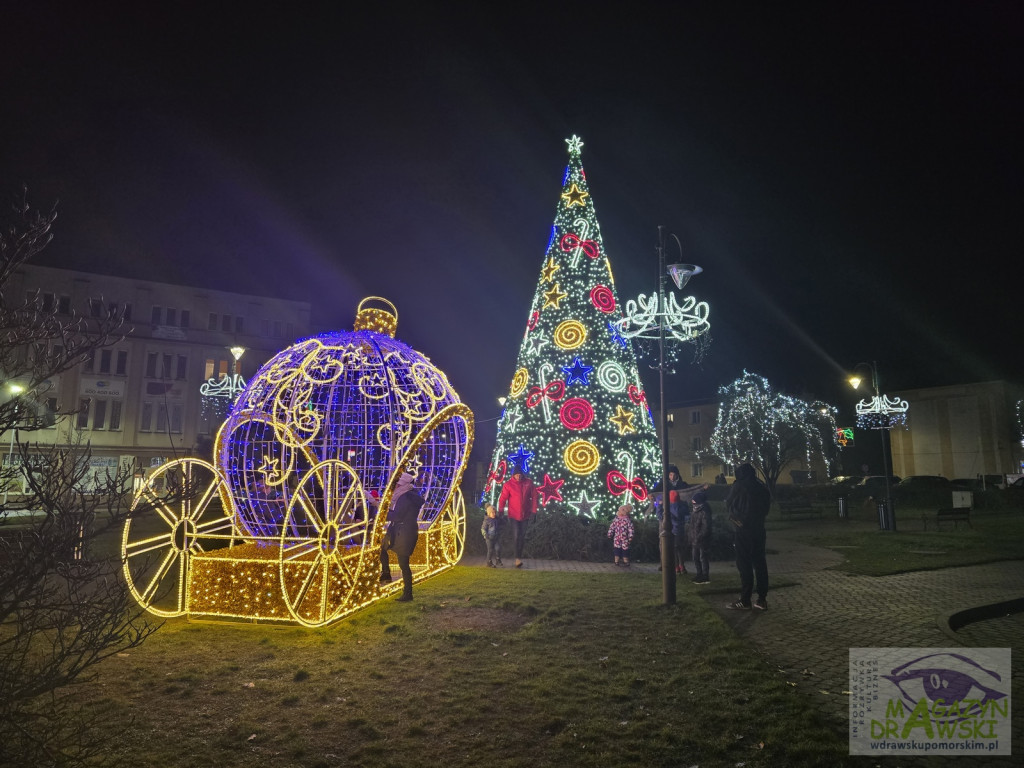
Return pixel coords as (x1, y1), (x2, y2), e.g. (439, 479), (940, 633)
(461, 532), (1024, 764)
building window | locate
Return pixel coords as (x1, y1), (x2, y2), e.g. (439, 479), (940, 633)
(116, 350), (128, 376)
(45, 397), (58, 428)
(176, 355), (188, 380)
(99, 349), (112, 374)
(77, 399), (91, 430)
(109, 400), (122, 431)
(286, 322), (294, 339)
(273, 320), (283, 338)
(180, 309), (190, 328)
(145, 352), (157, 379)
(58, 295), (71, 315)
(691, 463), (703, 477)
(89, 299), (104, 318)
(208, 312), (217, 331)
(234, 316), (244, 334)
(170, 404), (183, 434)
(156, 404), (169, 433)
(162, 354), (172, 379)
(92, 399), (107, 430)
(691, 436), (702, 452)
(221, 314), (231, 332)
(261, 319), (270, 337)
(151, 306), (162, 325)
(140, 402), (153, 432)
(165, 308), (177, 326)
(123, 303), (133, 321)
(690, 410), (700, 425)
(83, 351), (95, 374)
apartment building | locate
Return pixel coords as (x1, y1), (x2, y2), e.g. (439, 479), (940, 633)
(6, 265), (311, 488)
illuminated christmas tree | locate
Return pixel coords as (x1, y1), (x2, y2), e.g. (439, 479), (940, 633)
(482, 136), (660, 518)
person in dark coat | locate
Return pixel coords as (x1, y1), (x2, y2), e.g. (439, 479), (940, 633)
(652, 465), (692, 573)
(725, 463), (771, 610)
(497, 470), (537, 568)
(379, 471), (425, 601)
(687, 490), (712, 585)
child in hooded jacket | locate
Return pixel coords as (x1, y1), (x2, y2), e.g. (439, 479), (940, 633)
(607, 504), (635, 567)
(480, 504), (504, 567)
(688, 490), (712, 584)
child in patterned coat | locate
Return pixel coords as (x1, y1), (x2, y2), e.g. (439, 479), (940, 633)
(607, 504), (635, 567)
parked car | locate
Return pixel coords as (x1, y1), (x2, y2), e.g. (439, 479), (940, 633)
(830, 475), (863, 489)
(952, 476), (1006, 491)
(852, 475), (901, 497)
(1010, 477), (1024, 489)
(897, 475), (950, 489)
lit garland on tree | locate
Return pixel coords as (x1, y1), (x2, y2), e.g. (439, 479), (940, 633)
(707, 371), (839, 494)
(482, 136), (660, 518)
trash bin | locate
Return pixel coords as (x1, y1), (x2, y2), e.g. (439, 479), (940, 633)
(837, 495), (848, 519)
(876, 499), (896, 531)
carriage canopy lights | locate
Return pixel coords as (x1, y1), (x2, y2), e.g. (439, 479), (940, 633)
(123, 297), (474, 627)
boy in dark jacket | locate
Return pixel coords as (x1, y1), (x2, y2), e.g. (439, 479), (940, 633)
(481, 504), (504, 567)
(688, 490), (712, 584)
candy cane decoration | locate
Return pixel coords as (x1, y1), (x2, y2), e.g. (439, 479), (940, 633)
(616, 450), (634, 485)
(538, 362), (554, 423)
(564, 218), (591, 268)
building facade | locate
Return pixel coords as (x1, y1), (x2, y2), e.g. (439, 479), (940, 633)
(888, 380), (1023, 480)
(6, 265), (311, 488)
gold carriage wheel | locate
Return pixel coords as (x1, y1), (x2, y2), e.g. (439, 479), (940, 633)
(437, 488), (467, 564)
(122, 458), (236, 617)
(279, 460), (369, 627)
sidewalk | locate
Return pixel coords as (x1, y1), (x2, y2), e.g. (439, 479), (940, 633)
(461, 531), (1024, 762)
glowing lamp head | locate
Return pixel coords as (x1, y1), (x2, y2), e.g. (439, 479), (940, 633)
(667, 263), (702, 291)
(848, 375), (863, 390)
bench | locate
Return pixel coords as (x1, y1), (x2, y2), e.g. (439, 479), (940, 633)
(923, 508), (972, 531)
(777, 499), (827, 519)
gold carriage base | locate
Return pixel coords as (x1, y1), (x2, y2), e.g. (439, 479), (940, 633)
(122, 455), (468, 628)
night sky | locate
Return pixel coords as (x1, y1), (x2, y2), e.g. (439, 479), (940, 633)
(2, 4), (1021, 461)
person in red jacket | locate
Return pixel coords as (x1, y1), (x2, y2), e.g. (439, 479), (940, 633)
(497, 470), (537, 568)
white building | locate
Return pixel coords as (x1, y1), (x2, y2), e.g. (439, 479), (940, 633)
(6, 265), (311, 487)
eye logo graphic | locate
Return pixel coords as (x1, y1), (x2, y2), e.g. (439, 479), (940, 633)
(884, 652), (1006, 722)
(849, 647), (1011, 756)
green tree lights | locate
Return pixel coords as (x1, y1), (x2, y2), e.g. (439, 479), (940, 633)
(482, 137), (659, 518)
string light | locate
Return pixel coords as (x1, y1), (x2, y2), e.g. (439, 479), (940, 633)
(483, 137), (659, 517)
(855, 394), (909, 430)
(123, 298), (474, 627)
(708, 371), (838, 481)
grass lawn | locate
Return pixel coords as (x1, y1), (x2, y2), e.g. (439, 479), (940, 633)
(768, 506), (1024, 576)
(76, 566), (846, 768)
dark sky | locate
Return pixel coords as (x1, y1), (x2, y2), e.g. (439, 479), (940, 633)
(2, 3), (1021, 453)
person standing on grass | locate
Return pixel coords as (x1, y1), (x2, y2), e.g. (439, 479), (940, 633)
(652, 465), (691, 574)
(687, 489), (712, 585)
(481, 503), (504, 567)
(379, 471), (425, 602)
(607, 503), (635, 566)
(725, 463), (771, 610)
(497, 469), (537, 568)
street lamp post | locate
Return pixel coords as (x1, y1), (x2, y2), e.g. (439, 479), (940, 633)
(617, 227), (711, 605)
(3, 383), (25, 506)
(849, 361), (900, 531)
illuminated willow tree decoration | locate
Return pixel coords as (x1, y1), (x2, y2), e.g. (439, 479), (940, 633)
(483, 136), (659, 518)
(708, 371), (839, 495)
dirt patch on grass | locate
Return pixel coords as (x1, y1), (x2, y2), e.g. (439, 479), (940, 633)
(423, 606), (530, 633)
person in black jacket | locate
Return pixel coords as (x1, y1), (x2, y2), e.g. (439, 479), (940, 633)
(379, 472), (426, 602)
(651, 465), (691, 573)
(725, 463), (771, 610)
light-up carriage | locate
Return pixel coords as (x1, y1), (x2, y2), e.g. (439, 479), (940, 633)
(122, 298), (474, 627)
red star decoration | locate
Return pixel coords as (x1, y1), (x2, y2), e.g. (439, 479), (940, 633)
(537, 473), (565, 506)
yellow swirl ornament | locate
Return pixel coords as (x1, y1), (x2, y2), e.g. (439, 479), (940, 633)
(553, 319), (587, 350)
(564, 440), (600, 475)
(510, 368), (529, 398)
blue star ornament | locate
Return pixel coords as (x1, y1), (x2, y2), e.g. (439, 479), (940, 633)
(562, 357), (593, 386)
(607, 321), (628, 348)
(508, 445), (534, 475)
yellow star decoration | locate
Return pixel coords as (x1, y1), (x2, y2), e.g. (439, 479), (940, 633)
(258, 456), (282, 484)
(541, 257), (560, 283)
(543, 283), (568, 310)
(609, 405), (636, 435)
(561, 183), (589, 208)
